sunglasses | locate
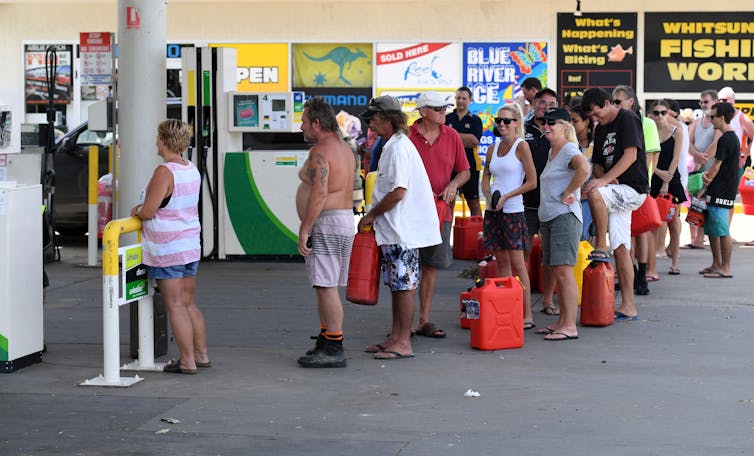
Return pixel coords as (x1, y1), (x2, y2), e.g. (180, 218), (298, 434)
(709, 114), (721, 119)
(652, 110), (668, 116)
(535, 118), (561, 126)
(613, 99), (624, 105)
(494, 117), (517, 125)
(424, 106), (447, 112)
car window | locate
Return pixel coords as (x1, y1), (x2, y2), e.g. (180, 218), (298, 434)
(76, 129), (113, 146)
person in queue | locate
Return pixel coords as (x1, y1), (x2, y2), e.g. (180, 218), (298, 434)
(295, 97), (356, 369)
(446, 86), (484, 217)
(358, 96), (441, 359)
(569, 101), (595, 242)
(409, 91), (470, 339)
(534, 108), (590, 340)
(131, 119), (208, 374)
(700, 101), (740, 279)
(481, 103), (537, 330)
(581, 88), (649, 322)
(611, 85), (660, 296)
(647, 100), (686, 277)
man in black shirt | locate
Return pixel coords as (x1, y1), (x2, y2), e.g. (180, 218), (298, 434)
(446, 86), (483, 216)
(700, 101), (740, 279)
(582, 88), (649, 321)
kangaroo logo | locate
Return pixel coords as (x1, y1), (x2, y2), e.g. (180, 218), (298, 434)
(304, 47), (367, 86)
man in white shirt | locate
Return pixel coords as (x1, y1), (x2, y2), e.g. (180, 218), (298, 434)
(358, 96), (441, 360)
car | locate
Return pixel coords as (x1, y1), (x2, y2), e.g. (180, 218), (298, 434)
(51, 121), (112, 234)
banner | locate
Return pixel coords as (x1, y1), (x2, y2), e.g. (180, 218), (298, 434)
(463, 42), (548, 159)
(557, 13), (637, 103)
(293, 43), (372, 88)
(80, 32), (114, 101)
(211, 43), (289, 92)
(375, 42), (462, 90)
(645, 12), (754, 93)
(297, 87), (372, 143)
(24, 44), (73, 105)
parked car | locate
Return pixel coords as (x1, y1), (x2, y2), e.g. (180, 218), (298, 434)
(51, 121), (112, 233)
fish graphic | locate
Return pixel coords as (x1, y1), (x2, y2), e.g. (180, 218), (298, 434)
(606, 44), (633, 62)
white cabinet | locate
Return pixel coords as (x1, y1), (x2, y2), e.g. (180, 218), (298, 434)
(0, 183), (43, 371)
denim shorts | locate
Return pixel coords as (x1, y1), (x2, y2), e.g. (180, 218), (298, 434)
(148, 261), (199, 280)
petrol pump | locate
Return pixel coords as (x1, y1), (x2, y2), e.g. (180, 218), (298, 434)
(181, 47), (306, 259)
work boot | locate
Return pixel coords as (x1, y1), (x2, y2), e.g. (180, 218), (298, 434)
(634, 270), (650, 296)
(298, 339), (346, 368)
(305, 333), (325, 356)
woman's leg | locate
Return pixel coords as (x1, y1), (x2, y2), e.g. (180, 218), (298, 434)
(508, 250), (532, 325)
(158, 277), (196, 369)
(183, 277), (208, 363)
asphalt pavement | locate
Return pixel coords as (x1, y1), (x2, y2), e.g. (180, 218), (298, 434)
(2, 216), (754, 456)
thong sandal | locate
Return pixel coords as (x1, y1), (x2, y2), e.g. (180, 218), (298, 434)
(415, 322), (446, 338)
(163, 359), (197, 374)
(540, 304), (560, 316)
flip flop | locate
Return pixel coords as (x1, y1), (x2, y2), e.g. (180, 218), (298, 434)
(681, 244), (704, 249)
(523, 321), (536, 330)
(544, 331), (579, 341)
(196, 360), (211, 368)
(587, 249), (611, 262)
(374, 350), (415, 360)
(646, 275), (660, 282)
(540, 305), (560, 316)
(415, 322), (446, 338)
(163, 359), (197, 374)
(364, 344), (386, 354)
(703, 271), (733, 278)
(698, 267), (714, 275)
(615, 311), (639, 321)
(668, 267), (680, 275)
(535, 327), (556, 335)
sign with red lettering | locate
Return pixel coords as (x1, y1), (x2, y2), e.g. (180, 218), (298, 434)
(80, 32), (113, 90)
(375, 42), (461, 89)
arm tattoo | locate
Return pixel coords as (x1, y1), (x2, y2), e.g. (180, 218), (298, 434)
(307, 167), (316, 182)
(320, 167), (328, 185)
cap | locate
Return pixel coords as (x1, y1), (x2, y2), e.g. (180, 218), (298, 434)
(542, 108), (570, 121)
(718, 86), (735, 101)
(416, 92), (453, 109)
(359, 96), (402, 120)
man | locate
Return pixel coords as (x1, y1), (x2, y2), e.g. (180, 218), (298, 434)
(358, 96), (441, 359)
(519, 77), (543, 121)
(524, 88), (559, 312)
(582, 88), (649, 321)
(611, 85), (659, 296)
(685, 89), (721, 249)
(446, 86), (483, 216)
(295, 96), (356, 368)
(700, 101), (740, 279)
(409, 91), (470, 338)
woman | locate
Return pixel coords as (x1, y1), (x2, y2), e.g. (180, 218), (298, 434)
(647, 100), (687, 277)
(534, 109), (590, 340)
(481, 103), (537, 330)
(570, 104), (594, 242)
(130, 119), (208, 374)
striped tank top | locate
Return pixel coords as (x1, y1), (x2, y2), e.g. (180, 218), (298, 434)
(142, 161), (201, 267)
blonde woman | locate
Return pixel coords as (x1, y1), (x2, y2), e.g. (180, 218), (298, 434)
(534, 109), (590, 340)
(131, 120), (208, 374)
(481, 103), (537, 330)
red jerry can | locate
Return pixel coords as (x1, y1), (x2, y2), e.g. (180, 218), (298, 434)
(631, 196), (662, 237)
(453, 216), (484, 260)
(655, 194), (676, 222)
(527, 235), (541, 292)
(738, 174), (754, 215)
(346, 226), (380, 305)
(580, 261), (615, 326)
(460, 287), (473, 329)
(475, 231), (493, 261)
(478, 256), (498, 280)
(468, 277), (524, 350)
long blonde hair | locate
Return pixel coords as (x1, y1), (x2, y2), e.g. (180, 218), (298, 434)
(497, 103), (525, 139)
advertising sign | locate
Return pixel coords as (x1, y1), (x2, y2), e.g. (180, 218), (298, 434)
(645, 12), (754, 93)
(375, 42), (462, 90)
(211, 43), (290, 92)
(119, 244), (149, 305)
(297, 88), (372, 142)
(463, 42), (548, 159)
(293, 43), (372, 88)
(80, 32), (114, 101)
(557, 13), (637, 103)
(24, 44), (73, 105)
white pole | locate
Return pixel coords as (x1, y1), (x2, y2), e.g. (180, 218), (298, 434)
(87, 144), (99, 266)
(137, 295), (155, 368)
(87, 206), (97, 265)
(102, 275), (120, 383)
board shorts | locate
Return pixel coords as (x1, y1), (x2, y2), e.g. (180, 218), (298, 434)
(305, 209), (355, 288)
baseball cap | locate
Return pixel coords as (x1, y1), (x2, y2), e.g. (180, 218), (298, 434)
(416, 92), (454, 109)
(718, 86), (735, 102)
(542, 108), (570, 121)
(359, 96), (402, 120)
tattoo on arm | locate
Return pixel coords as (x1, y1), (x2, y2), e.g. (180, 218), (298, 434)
(320, 168), (328, 185)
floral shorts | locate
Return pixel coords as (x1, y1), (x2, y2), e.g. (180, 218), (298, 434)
(483, 210), (530, 251)
(380, 244), (421, 291)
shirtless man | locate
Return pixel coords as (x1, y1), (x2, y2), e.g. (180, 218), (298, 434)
(295, 96), (355, 368)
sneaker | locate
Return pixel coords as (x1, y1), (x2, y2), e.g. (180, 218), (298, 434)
(305, 334), (325, 356)
(298, 339), (347, 368)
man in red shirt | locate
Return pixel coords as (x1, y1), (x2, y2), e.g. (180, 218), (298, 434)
(409, 92), (470, 338)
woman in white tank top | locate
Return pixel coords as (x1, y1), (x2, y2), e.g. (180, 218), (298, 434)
(481, 103), (537, 329)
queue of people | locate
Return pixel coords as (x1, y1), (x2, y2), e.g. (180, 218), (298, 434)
(133, 83), (750, 372)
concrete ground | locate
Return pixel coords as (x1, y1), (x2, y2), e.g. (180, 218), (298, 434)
(2, 215), (754, 455)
